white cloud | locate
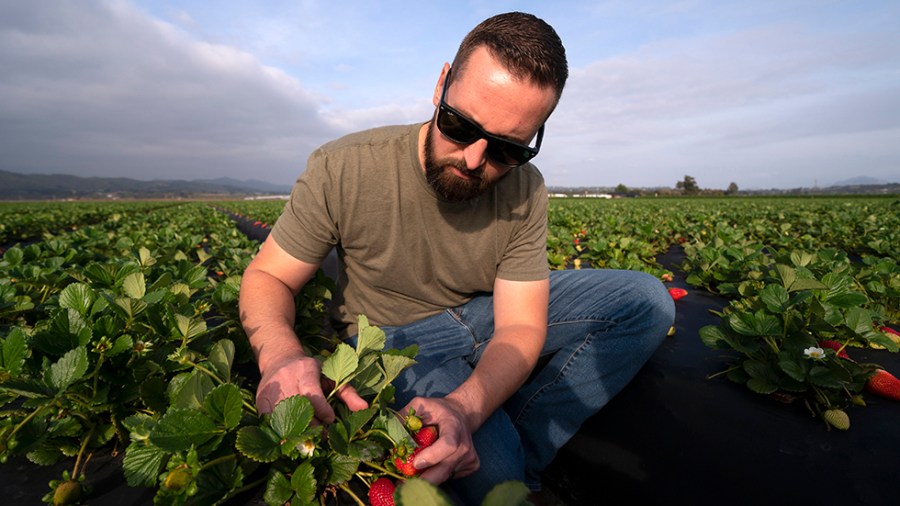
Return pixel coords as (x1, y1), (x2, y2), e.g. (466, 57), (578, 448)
(540, 20), (900, 188)
(0, 0), (341, 184)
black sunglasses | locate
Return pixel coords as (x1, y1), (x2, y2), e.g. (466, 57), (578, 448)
(436, 69), (544, 168)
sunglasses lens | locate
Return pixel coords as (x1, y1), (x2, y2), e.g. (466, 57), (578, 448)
(488, 143), (532, 166)
(437, 104), (538, 167)
(438, 107), (479, 143)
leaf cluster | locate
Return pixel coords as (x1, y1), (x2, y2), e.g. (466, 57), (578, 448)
(700, 256), (896, 423)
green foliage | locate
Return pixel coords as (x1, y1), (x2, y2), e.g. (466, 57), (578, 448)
(700, 255), (894, 424)
(2, 196), (898, 503)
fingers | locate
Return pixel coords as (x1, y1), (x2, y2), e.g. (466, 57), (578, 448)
(402, 396), (480, 485)
(335, 384), (370, 412)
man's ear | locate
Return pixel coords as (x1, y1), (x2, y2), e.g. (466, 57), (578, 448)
(432, 63), (451, 107)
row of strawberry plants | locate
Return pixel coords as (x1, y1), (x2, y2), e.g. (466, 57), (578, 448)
(0, 203), (262, 504)
(0, 202), (521, 505)
(673, 198), (899, 430)
(0, 201), (180, 248)
(546, 196), (899, 430)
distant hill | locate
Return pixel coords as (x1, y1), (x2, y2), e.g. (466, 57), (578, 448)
(0, 170), (292, 200)
(830, 176), (891, 187)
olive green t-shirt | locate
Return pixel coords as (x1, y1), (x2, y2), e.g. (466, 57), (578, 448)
(271, 123), (549, 337)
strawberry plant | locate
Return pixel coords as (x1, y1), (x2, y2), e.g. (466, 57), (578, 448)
(700, 257), (897, 428)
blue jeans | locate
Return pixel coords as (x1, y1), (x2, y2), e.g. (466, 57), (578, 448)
(363, 269), (674, 504)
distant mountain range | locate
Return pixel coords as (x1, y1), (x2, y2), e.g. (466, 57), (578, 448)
(2, 169), (896, 200)
(0, 170), (293, 200)
(829, 176), (891, 186)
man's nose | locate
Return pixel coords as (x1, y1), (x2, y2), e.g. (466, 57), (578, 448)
(462, 138), (488, 170)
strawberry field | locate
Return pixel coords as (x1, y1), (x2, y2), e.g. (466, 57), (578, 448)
(1, 196), (898, 505)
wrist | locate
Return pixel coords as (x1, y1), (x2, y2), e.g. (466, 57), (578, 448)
(255, 335), (307, 376)
(443, 391), (484, 433)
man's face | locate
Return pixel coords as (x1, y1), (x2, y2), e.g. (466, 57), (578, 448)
(423, 47), (556, 202)
(423, 120), (493, 202)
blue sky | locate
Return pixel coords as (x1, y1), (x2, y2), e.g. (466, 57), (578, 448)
(1, 0), (898, 189)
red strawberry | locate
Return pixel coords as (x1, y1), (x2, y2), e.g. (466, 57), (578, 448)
(368, 477), (396, 506)
(413, 425), (438, 449)
(879, 326), (899, 337)
(818, 340), (851, 360)
(879, 326), (900, 344)
(393, 449), (420, 477)
(668, 287), (688, 301)
(866, 369), (900, 401)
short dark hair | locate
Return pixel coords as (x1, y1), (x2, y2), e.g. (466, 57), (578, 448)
(451, 12), (568, 102)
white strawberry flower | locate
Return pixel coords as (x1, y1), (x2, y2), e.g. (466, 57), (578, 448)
(297, 439), (316, 458)
(803, 347), (826, 360)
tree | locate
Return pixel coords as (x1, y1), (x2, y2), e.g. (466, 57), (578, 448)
(725, 182), (739, 195)
(615, 183), (629, 194)
(675, 175), (699, 195)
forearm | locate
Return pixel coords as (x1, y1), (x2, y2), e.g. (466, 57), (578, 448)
(239, 268), (307, 373)
(445, 325), (545, 432)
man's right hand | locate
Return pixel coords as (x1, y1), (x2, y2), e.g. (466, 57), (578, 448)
(256, 351), (331, 418)
(256, 350), (370, 423)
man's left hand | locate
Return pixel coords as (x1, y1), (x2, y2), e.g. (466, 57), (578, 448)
(402, 396), (480, 483)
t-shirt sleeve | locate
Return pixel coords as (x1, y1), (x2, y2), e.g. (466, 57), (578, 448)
(496, 173), (550, 282)
(270, 148), (339, 264)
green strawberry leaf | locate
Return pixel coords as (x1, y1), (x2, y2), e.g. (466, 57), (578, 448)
(808, 366), (843, 389)
(25, 442), (63, 466)
(2, 246), (23, 267)
(843, 307), (873, 335)
(778, 357), (808, 382)
(122, 271), (146, 299)
(235, 425), (282, 463)
(321, 343), (358, 386)
(263, 470), (293, 505)
(324, 453), (358, 486)
(172, 313), (207, 341)
(775, 264), (796, 291)
(139, 376), (169, 413)
(759, 284), (788, 312)
(381, 353), (417, 386)
(349, 354), (383, 396)
(45, 346), (89, 393)
(270, 395), (314, 440)
(328, 421), (350, 455)
(122, 413), (157, 442)
(149, 408), (219, 452)
(375, 412), (411, 447)
(123, 441), (167, 487)
(208, 339), (235, 383)
(396, 478), (454, 506)
(289, 461), (317, 505)
(204, 383), (242, 430)
(58, 283), (96, 317)
(698, 325), (725, 348)
(482, 480), (530, 506)
(746, 377), (778, 394)
(106, 334), (133, 356)
(0, 327), (27, 376)
(169, 370), (215, 410)
(113, 296), (147, 319)
(356, 315), (386, 357)
(344, 407), (377, 439)
(137, 246), (156, 268)
(348, 438), (385, 461)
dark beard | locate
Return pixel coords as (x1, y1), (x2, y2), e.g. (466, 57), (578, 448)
(424, 122), (493, 202)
